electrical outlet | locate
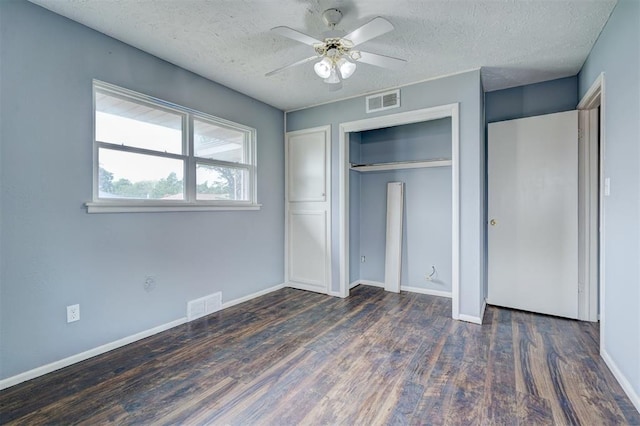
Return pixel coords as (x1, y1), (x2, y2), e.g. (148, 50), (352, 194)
(144, 276), (156, 292)
(67, 304), (80, 323)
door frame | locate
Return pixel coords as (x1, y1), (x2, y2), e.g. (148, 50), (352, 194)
(577, 73), (605, 338)
(338, 103), (461, 320)
(577, 108), (599, 322)
(284, 125), (332, 294)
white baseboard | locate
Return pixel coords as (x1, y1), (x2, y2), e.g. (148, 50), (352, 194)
(400, 285), (452, 298)
(458, 299), (487, 325)
(0, 318), (186, 390)
(358, 280), (385, 288)
(221, 283), (285, 309)
(601, 348), (640, 413)
(458, 314), (482, 325)
(0, 282), (287, 391)
(352, 281), (452, 299)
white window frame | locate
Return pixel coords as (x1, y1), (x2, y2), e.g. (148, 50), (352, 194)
(86, 80), (260, 213)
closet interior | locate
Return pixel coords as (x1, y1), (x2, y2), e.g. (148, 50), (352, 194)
(348, 118), (453, 295)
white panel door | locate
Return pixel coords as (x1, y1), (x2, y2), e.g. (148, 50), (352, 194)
(289, 211), (327, 286)
(285, 127), (331, 294)
(288, 132), (326, 202)
(488, 111), (578, 319)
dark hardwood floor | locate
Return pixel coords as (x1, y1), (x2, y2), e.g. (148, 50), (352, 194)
(1, 285), (638, 425)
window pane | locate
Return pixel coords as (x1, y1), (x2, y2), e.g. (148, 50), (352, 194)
(196, 163), (248, 201)
(99, 148), (184, 200)
(194, 119), (245, 163)
(96, 91), (183, 154)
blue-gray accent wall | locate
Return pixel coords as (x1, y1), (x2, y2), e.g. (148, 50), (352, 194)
(287, 70), (485, 319)
(485, 76), (578, 124)
(0, 1), (284, 380)
(578, 0), (640, 405)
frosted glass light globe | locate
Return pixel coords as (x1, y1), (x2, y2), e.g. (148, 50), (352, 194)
(324, 66), (341, 84)
(337, 58), (356, 79)
(314, 58), (332, 79)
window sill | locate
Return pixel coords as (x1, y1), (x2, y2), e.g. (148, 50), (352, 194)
(85, 202), (262, 213)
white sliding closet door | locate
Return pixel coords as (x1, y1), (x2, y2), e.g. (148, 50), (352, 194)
(285, 126), (331, 294)
(488, 111), (578, 319)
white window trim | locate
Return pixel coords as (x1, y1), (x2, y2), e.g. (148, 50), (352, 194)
(86, 80), (260, 213)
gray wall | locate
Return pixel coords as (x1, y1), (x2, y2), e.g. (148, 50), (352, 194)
(287, 70), (485, 319)
(355, 119), (452, 164)
(578, 0), (640, 401)
(351, 119), (452, 293)
(0, 1), (284, 380)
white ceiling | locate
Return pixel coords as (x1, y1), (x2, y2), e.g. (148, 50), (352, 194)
(29, 0), (616, 111)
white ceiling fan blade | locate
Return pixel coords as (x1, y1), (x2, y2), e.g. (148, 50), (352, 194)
(271, 26), (323, 46)
(357, 51), (406, 70)
(265, 56), (320, 77)
(344, 17), (394, 46)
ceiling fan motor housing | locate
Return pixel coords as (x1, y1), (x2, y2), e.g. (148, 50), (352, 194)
(314, 38), (353, 57)
(322, 8), (343, 28)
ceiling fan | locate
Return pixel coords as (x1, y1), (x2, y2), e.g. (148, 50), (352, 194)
(265, 8), (406, 87)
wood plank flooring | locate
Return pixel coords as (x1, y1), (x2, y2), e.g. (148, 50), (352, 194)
(1, 286), (638, 425)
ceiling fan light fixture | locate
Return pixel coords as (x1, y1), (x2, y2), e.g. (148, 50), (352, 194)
(324, 66), (341, 84)
(267, 11), (406, 85)
(313, 57), (332, 79)
(337, 58), (356, 79)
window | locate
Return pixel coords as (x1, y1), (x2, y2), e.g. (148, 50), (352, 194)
(87, 81), (258, 212)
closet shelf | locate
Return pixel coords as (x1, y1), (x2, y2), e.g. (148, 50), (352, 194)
(350, 158), (452, 172)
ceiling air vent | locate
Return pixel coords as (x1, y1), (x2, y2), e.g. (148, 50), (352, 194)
(366, 89), (400, 114)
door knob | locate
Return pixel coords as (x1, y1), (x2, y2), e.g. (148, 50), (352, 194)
(490, 219), (497, 226)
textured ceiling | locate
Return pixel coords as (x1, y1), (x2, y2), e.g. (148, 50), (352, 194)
(28, 0), (616, 111)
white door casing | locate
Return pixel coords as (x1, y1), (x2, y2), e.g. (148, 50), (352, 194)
(285, 126), (331, 294)
(488, 111), (579, 319)
(577, 73), (605, 334)
(578, 109), (600, 322)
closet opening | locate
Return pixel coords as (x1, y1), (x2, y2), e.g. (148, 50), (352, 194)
(338, 104), (461, 319)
